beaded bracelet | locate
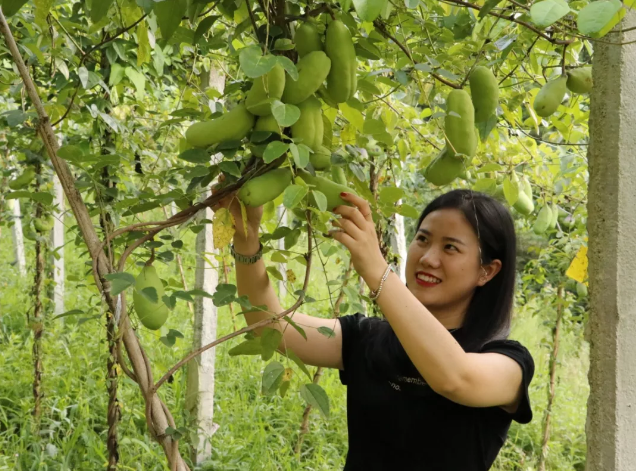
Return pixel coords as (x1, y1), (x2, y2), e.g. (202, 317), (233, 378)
(369, 265), (393, 301)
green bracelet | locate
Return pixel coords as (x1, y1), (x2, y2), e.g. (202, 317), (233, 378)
(230, 242), (263, 265)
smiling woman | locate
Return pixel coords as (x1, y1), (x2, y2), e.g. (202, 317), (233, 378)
(217, 186), (534, 471)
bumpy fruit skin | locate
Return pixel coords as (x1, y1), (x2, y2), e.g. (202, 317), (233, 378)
(133, 265), (169, 330)
(245, 64), (286, 116)
(291, 96), (323, 150)
(310, 146), (332, 170)
(9, 168), (36, 190)
(297, 169), (355, 211)
(331, 166), (347, 185)
(445, 90), (477, 157)
(424, 147), (465, 186)
(566, 67), (593, 94)
(186, 103), (255, 148)
(324, 20), (357, 104)
(469, 66), (499, 123)
(33, 216), (54, 233)
(295, 22), (323, 58)
(281, 51), (331, 105)
(238, 168), (293, 207)
(533, 76), (567, 117)
(532, 205), (552, 235)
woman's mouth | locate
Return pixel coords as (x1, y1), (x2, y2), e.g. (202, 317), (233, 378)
(415, 272), (442, 287)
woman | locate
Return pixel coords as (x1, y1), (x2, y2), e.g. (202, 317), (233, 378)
(215, 187), (534, 470)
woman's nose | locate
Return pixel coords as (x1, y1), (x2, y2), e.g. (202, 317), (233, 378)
(419, 247), (441, 268)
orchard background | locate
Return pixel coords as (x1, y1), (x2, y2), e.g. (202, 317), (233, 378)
(0, 0), (607, 469)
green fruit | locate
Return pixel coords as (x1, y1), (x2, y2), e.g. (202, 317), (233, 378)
(324, 20), (357, 104)
(513, 192), (534, 216)
(254, 115), (282, 136)
(291, 96), (323, 150)
(322, 114), (333, 149)
(532, 205), (552, 235)
(424, 147), (465, 186)
(133, 265), (170, 330)
(310, 146), (332, 171)
(549, 203), (559, 229)
(576, 282), (588, 298)
(445, 90), (477, 157)
(297, 169), (356, 211)
(469, 66), (499, 123)
(245, 64), (286, 116)
(9, 168), (36, 190)
(186, 103), (255, 148)
(331, 166), (347, 185)
(281, 51), (331, 105)
(520, 175), (533, 200)
(33, 216), (54, 233)
(316, 85), (339, 108)
(238, 168), (293, 207)
(24, 227), (37, 241)
(566, 67), (593, 94)
(533, 76), (567, 117)
(295, 22), (323, 58)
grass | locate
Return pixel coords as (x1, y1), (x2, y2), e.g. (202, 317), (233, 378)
(0, 227), (589, 470)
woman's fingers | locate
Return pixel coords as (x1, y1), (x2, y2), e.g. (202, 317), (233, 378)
(339, 192), (373, 222)
(333, 204), (369, 229)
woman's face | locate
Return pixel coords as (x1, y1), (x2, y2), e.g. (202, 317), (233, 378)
(405, 208), (501, 314)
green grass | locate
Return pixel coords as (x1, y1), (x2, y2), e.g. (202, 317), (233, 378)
(0, 230), (589, 470)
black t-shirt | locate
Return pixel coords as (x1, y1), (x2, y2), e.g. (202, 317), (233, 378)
(338, 313), (535, 471)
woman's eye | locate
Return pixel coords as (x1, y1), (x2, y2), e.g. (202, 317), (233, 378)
(417, 236), (427, 243)
(445, 244), (458, 252)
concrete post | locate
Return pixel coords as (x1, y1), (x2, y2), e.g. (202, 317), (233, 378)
(185, 64), (224, 464)
(390, 175), (407, 282)
(586, 12), (636, 471)
(10, 198), (26, 277)
(51, 175), (65, 314)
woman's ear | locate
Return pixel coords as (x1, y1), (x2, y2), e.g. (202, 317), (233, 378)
(477, 259), (502, 286)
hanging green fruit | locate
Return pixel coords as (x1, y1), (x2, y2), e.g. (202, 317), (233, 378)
(533, 76), (567, 117)
(185, 103), (255, 148)
(294, 22), (323, 58)
(566, 67), (593, 94)
(445, 90), (477, 158)
(281, 51), (331, 105)
(245, 64), (286, 116)
(469, 66), (499, 123)
(324, 20), (357, 104)
(133, 265), (170, 330)
(238, 168), (293, 207)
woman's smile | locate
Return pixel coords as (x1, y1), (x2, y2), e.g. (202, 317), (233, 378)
(415, 271), (442, 287)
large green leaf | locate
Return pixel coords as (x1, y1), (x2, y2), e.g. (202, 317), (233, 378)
(91, 0), (115, 23)
(262, 361), (285, 396)
(154, 0), (188, 42)
(239, 46), (277, 79)
(352, 0), (388, 22)
(577, 0), (623, 35)
(300, 384), (330, 418)
(2, 0), (29, 16)
(530, 0), (570, 29)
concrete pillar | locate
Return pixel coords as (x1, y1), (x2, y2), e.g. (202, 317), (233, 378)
(390, 175), (407, 282)
(10, 198), (26, 277)
(50, 175), (65, 314)
(185, 64), (224, 464)
(276, 204), (287, 297)
(586, 12), (636, 471)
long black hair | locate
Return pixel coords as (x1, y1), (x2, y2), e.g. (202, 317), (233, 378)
(363, 189), (517, 379)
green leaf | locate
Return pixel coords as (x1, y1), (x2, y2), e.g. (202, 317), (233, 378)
(194, 15), (220, 44)
(577, 0), (622, 35)
(6, 191), (53, 205)
(276, 56), (299, 81)
(352, 0), (388, 21)
(300, 384), (330, 418)
(478, 0), (503, 19)
(286, 348), (312, 379)
(397, 203), (420, 219)
(137, 0), (154, 13)
(104, 272), (136, 296)
(178, 149), (210, 164)
(187, 288), (214, 299)
(262, 361), (285, 396)
(472, 178), (497, 194)
(125, 67), (146, 98)
(173, 290), (193, 302)
(228, 338), (262, 356)
(340, 103), (364, 130)
(52, 309), (85, 321)
(289, 143), (309, 168)
(404, 0), (419, 8)
(317, 326), (336, 338)
(311, 190), (328, 212)
(58, 145), (84, 165)
(260, 328), (283, 361)
(212, 283), (237, 306)
(2, 0), (29, 17)
(283, 316), (308, 341)
(503, 175), (519, 207)
(154, 0), (187, 42)
(109, 64), (125, 87)
(91, 0), (115, 23)
(219, 161), (242, 178)
(530, 0), (570, 29)
(283, 184), (308, 209)
(78, 67), (89, 89)
(140, 287), (158, 303)
(379, 186), (404, 204)
(271, 100), (300, 127)
(263, 141), (289, 163)
(239, 46), (277, 78)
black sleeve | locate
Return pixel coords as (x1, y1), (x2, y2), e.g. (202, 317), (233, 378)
(338, 313), (366, 386)
(480, 339), (535, 424)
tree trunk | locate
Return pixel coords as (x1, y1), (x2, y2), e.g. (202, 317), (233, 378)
(31, 222), (45, 429)
(537, 286), (564, 471)
(10, 198), (27, 277)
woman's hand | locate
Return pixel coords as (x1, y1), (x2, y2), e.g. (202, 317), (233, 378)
(211, 174), (263, 245)
(329, 192), (388, 285)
